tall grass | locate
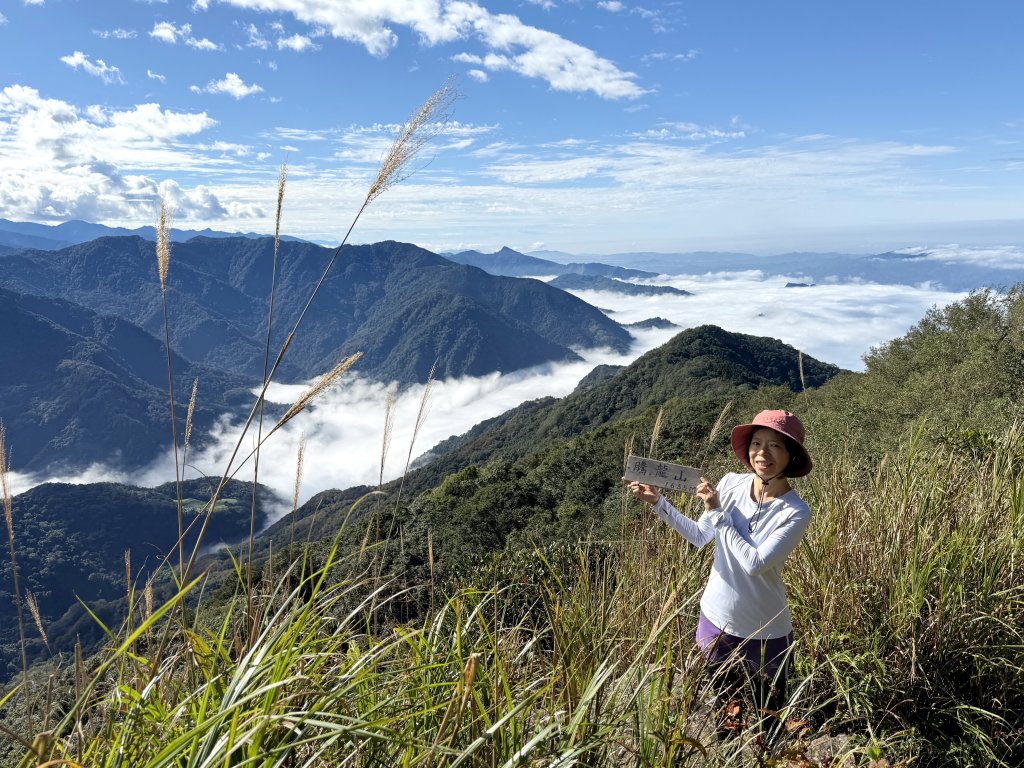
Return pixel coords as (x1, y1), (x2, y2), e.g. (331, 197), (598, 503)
(791, 420), (1024, 764)
(7, 417), (1024, 764)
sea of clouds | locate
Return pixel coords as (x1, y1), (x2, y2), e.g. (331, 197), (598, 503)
(8, 269), (967, 520)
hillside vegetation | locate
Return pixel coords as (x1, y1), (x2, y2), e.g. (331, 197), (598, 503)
(2, 285), (1022, 766)
(0, 478), (276, 680)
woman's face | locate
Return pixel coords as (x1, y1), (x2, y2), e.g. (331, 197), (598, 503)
(748, 427), (791, 480)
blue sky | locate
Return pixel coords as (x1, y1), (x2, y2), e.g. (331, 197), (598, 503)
(1, 0), (1022, 254)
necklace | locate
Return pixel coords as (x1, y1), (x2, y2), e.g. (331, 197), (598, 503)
(749, 482), (768, 533)
(749, 474), (785, 533)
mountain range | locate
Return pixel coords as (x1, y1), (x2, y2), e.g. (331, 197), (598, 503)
(0, 237), (633, 387)
(446, 246), (657, 279)
(0, 217), (309, 252)
(548, 274), (692, 296)
(0, 235), (635, 472)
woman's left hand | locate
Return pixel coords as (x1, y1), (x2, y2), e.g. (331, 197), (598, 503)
(695, 476), (720, 511)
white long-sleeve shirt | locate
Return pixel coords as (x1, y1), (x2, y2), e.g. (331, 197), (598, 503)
(652, 472), (811, 639)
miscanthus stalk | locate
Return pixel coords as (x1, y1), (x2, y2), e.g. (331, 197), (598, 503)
(179, 79), (458, 583)
(289, 434), (306, 556)
(247, 162), (288, 603)
(183, 377), (198, 467)
(1, 422), (32, 734)
(156, 201), (185, 578)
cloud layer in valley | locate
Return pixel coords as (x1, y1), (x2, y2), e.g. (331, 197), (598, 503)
(8, 272), (968, 517)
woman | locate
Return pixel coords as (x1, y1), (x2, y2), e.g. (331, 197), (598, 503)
(625, 409), (813, 735)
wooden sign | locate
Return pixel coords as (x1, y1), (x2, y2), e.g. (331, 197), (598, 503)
(623, 454), (701, 494)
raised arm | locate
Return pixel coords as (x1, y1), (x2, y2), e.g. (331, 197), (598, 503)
(651, 494), (716, 548)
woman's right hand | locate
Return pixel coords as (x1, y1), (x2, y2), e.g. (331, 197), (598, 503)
(695, 476), (721, 511)
(623, 479), (662, 505)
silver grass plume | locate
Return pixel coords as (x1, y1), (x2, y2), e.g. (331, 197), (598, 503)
(26, 591), (48, 651)
(649, 406), (664, 457)
(292, 434), (306, 515)
(367, 78), (457, 203)
(707, 400), (733, 446)
(156, 200), (171, 291)
(0, 422), (11, 535)
(184, 378), (198, 457)
(272, 353), (362, 435)
(274, 162), (287, 252)
(379, 382), (397, 488)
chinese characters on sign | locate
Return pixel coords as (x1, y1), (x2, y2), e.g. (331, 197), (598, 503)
(623, 454), (701, 494)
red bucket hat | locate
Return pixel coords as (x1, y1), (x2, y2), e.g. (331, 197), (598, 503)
(730, 409), (813, 478)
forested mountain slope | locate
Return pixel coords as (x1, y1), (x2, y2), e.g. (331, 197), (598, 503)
(0, 286), (250, 471)
(0, 237), (632, 385)
(0, 478), (276, 678)
(254, 324), (841, 558)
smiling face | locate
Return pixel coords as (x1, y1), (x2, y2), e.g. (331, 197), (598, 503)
(747, 427), (792, 480)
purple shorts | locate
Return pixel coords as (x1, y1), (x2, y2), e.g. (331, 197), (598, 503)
(696, 612), (793, 679)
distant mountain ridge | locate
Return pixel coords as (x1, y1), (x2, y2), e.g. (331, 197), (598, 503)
(445, 246), (657, 279)
(548, 274), (691, 296)
(0, 217), (308, 251)
(0, 236), (633, 386)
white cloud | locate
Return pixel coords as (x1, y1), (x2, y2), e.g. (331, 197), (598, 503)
(643, 50), (698, 63)
(633, 121), (745, 141)
(216, 0), (646, 99)
(150, 20), (222, 49)
(0, 12), (8, 24)
(193, 72), (264, 99)
(894, 244), (1024, 269)
(0, 84), (259, 224)
(188, 36), (222, 50)
(452, 52), (482, 64)
(198, 140), (252, 156)
(193, 0), (210, 9)
(277, 33), (315, 51)
(244, 23), (270, 48)
(60, 51), (126, 84)
(95, 28), (137, 39)
(25, 0), (45, 5)
(155, 178), (251, 219)
(150, 21), (182, 43)
(598, 1), (624, 11)
(468, 69), (488, 82)
(147, 69), (167, 82)
(571, 275), (967, 372)
(268, 127), (335, 141)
